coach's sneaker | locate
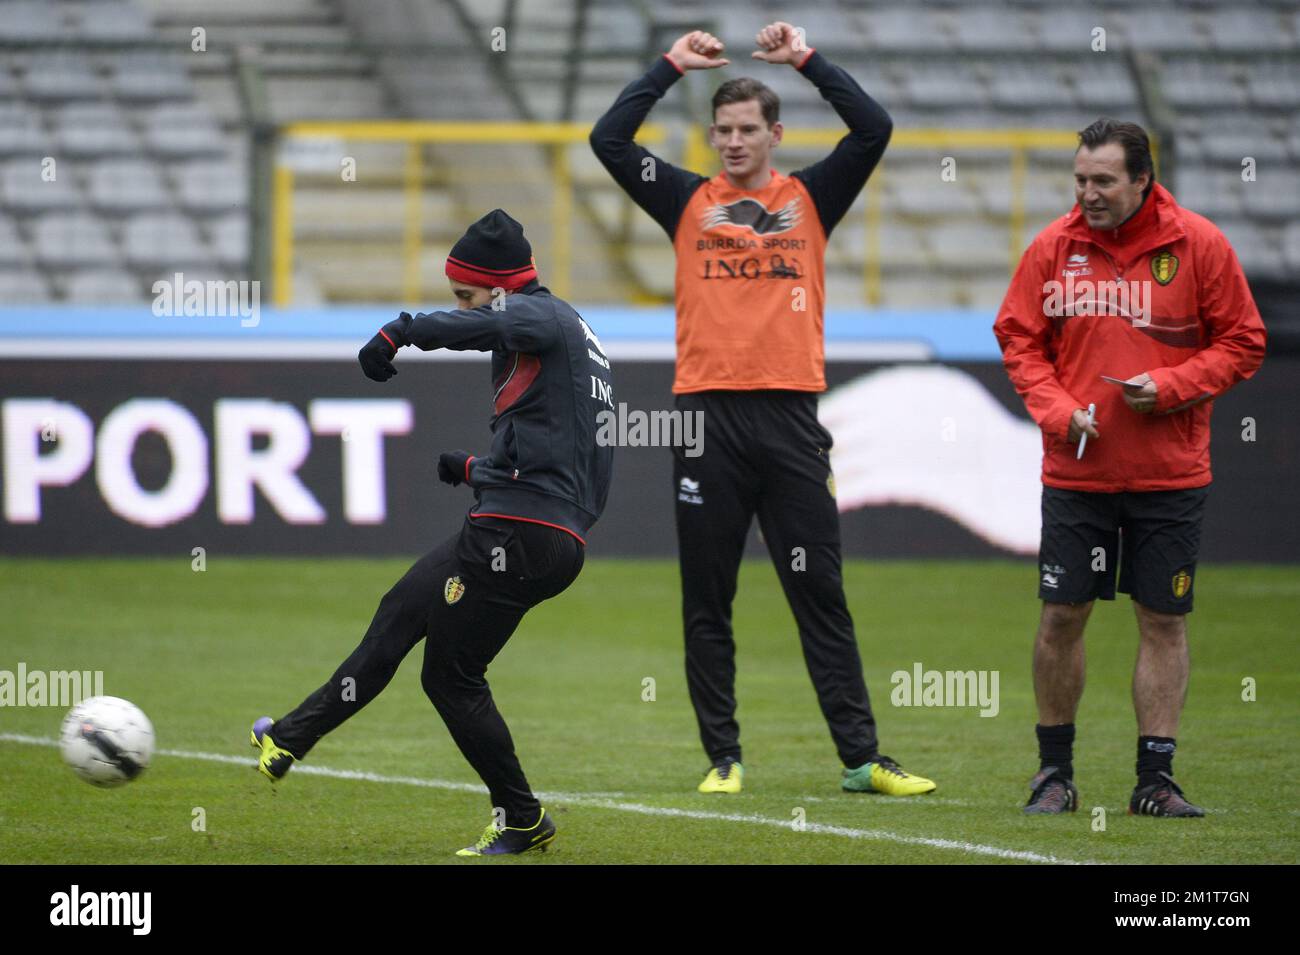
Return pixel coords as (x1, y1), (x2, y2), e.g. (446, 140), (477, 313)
(455, 808), (556, 857)
(1023, 766), (1078, 814)
(842, 755), (936, 796)
(1129, 772), (1205, 818)
(249, 717), (295, 782)
(697, 759), (743, 794)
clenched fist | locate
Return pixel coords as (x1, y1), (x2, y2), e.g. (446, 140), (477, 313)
(667, 30), (730, 71)
(752, 21), (809, 65)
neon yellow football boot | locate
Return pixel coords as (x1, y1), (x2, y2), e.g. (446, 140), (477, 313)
(697, 759), (743, 794)
(250, 716), (295, 782)
(455, 808), (556, 857)
(842, 755), (935, 796)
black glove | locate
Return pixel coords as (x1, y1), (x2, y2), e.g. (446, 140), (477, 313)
(358, 312), (413, 382)
(437, 450), (474, 487)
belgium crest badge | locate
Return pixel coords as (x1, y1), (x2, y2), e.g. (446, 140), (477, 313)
(1151, 250), (1178, 286)
(444, 575), (466, 605)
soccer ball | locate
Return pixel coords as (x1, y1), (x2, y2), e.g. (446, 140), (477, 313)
(59, 696), (155, 787)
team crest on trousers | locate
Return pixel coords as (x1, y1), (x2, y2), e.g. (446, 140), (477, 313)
(1171, 569), (1192, 599)
(1151, 250), (1178, 285)
(445, 575), (466, 605)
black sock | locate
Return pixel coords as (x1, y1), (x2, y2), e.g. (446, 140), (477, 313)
(1036, 723), (1075, 779)
(1137, 736), (1176, 787)
(504, 805), (543, 830)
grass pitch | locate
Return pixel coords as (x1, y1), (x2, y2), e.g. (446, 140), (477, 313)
(2, 556), (1296, 864)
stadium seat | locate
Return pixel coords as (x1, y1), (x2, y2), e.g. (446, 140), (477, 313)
(72, 2), (155, 42)
(976, 174), (1073, 219)
(1032, 10), (1110, 52)
(122, 212), (211, 268)
(1241, 172), (1300, 222)
(902, 65), (990, 109)
(845, 222), (927, 270)
(20, 52), (103, 102)
(209, 213), (250, 268)
(1282, 221), (1300, 272)
(965, 277), (1016, 310)
(583, 5), (648, 55)
(1245, 59), (1300, 109)
(0, 266), (53, 301)
(886, 175), (983, 218)
(173, 160), (248, 213)
(108, 53), (195, 102)
(1118, 7), (1209, 51)
(33, 213), (120, 268)
(865, 8), (957, 50)
(1205, 9), (1294, 51)
(0, 157), (83, 212)
(61, 268), (147, 304)
(263, 75), (388, 124)
(0, 214), (28, 265)
(0, 3), (63, 43)
(1161, 59), (1248, 109)
(931, 222), (1012, 272)
(1073, 62), (1140, 110)
(879, 276), (966, 308)
(52, 103), (141, 157)
(1218, 218), (1286, 278)
(1174, 168), (1245, 219)
(0, 103), (54, 156)
(961, 8), (1040, 50)
(87, 159), (173, 213)
(140, 104), (225, 157)
(990, 65), (1071, 108)
(1198, 127), (1288, 164)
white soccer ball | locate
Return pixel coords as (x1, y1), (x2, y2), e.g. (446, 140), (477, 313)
(59, 696), (155, 787)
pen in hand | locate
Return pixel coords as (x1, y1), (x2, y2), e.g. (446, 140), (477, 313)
(1077, 402), (1096, 460)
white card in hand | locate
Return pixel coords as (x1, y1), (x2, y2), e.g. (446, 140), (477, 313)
(1100, 374), (1146, 387)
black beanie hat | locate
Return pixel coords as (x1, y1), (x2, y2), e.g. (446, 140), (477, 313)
(445, 209), (537, 290)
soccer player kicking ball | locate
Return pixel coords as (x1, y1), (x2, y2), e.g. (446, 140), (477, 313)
(995, 120), (1265, 817)
(250, 210), (613, 856)
(591, 23), (935, 797)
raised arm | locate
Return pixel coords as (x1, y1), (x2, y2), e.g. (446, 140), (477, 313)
(357, 302), (558, 381)
(588, 31), (719, 238)
(751, 21), (891, 237)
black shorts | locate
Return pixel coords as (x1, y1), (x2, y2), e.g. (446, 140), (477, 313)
(1037, 485), (1210, 614)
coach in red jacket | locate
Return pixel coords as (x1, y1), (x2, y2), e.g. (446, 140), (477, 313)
(994, 119), (1265, 818)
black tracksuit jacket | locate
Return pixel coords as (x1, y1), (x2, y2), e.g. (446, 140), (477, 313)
(404, 280), (614, 541)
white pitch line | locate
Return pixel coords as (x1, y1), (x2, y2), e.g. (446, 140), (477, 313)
(800, 793), (976, 808)
(2, 733), (1092, 865)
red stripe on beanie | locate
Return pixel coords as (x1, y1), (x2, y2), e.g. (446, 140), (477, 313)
(445, 255), (537, 290)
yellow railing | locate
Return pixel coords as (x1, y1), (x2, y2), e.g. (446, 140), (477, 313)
(273, 121), (1098, 307)
(273, 120), (666, 307)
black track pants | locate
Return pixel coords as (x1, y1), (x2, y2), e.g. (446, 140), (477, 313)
(673, 390), (878, 769)
(270, 515), (584, 825)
